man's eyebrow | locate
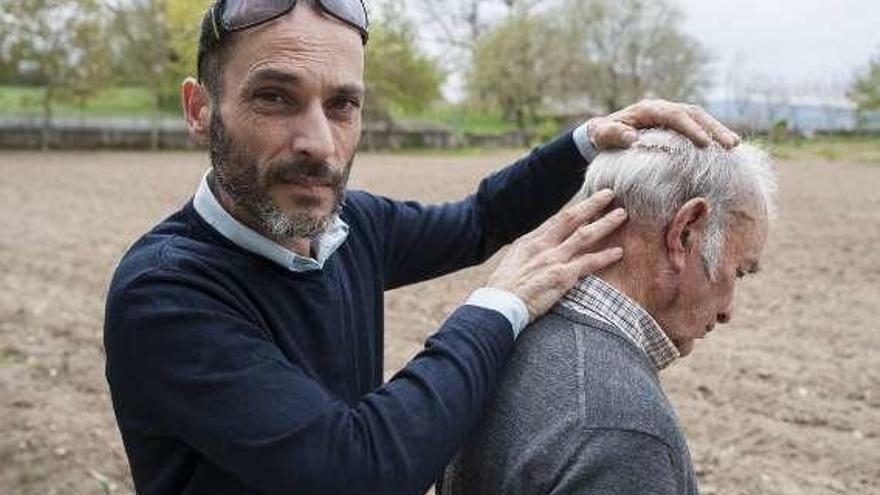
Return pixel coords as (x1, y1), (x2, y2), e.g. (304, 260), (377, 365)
(332, 83), (365, 99)
(243, 68), (302, 88)
(243, 68), (364, 98)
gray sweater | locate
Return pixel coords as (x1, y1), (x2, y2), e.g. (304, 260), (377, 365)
(441, 305), (699, 495)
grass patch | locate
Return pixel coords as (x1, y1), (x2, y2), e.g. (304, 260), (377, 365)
(396, 105), (519, 135)
(362, 146), (526, 157)
(0, 87), (544, 138)
(0, 86), (173, 117)
(71, 87), (159, 115)
(766, 136), (880, 164)
(0, 346), (27, 366)
(0, 86), (42, 114)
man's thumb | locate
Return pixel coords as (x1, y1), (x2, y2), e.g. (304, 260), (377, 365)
(591, 121), (638, 150)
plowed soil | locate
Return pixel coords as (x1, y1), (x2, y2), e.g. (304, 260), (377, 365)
(1, 149), (877, 494)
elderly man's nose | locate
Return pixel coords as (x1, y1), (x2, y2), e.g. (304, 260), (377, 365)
(292, 103), (336, 160)
(717, 301), (734, 324)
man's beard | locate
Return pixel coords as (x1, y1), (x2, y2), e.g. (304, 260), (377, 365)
(208, 110), (352, 242)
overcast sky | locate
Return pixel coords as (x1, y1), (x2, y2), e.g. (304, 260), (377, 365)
(408, 0), (880, 103)
(676, 0), (880, 100)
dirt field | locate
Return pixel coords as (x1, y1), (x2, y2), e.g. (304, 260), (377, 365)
(1, 147), (878, 494)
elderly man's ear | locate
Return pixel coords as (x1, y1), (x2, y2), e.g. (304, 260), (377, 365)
(665, 198), (711, 273)
(182, 77), (212, 145)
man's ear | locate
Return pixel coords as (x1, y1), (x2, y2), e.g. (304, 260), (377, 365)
(182, 77), (212, 145)
(665, 198), (711, 273)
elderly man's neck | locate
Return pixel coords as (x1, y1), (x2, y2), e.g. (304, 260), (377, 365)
(589, 229), (659, 312)
(592, 265), (651, 309)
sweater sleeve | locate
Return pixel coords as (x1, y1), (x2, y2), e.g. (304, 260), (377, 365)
(105, 269), (515, 495)
(372, 131), (589, 289)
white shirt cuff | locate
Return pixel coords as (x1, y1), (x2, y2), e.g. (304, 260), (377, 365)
(465, 287), (530, 339)
(572, 123), (598, 163)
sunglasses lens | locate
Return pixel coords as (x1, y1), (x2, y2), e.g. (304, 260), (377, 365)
(320, 0), (368, 31)
(220, 0), (368, 40)
(222, 0), (295, 30)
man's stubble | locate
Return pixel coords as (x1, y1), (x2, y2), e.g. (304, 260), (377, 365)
(208, 109), (353, 242)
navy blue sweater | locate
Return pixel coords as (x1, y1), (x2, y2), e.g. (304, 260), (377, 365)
(104, 133), (588, 495)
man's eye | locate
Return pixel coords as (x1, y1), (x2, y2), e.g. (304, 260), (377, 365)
(735, 268), (746, 279)
(327, 97), (361, 114)
(255, 91), (287, 105)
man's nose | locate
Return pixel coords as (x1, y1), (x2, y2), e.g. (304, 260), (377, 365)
(716, 300), (734, 324)
(291, 102), (335, 162)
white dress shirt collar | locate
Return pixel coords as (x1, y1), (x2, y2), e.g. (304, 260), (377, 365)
(192, 169), (349, 272)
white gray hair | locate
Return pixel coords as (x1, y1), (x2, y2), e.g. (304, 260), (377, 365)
(581, 129), (777, 278)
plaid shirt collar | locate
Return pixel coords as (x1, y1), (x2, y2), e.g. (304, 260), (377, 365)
(561, 275), (679, 371)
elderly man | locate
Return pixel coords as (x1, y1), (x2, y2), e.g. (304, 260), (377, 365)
(442, 129), (777, 495)
(103, 1), (740, 494)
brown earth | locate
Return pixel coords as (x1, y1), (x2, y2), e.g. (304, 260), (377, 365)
(0, 149), (877, 494)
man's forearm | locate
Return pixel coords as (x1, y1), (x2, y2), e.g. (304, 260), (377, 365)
(379, 131), (593, 290)
(474, 130), (594, 252)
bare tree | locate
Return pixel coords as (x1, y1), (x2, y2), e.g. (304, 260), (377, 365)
(848, 51), (880, 128)
(721, 54), (755, 128)
(416, 0), (551, 52)
(749, 76), (795, 138)
(415, 0), (487, 52)
(562, 0), (709, 112)
(414, 0), (555, 95)
(465, 0), (709, 136)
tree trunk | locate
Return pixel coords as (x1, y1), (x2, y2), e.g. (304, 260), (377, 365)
(514, 108), (528, 148)
(150, 91), (161, 151)
(383, 115), (395, 150)
(41, 88), (53, 152)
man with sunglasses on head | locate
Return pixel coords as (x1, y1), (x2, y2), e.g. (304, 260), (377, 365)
(104, 1), (741, 494)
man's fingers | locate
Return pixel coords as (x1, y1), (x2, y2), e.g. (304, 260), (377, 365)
(556, 207), (627, 260)
(487, 192), (625, 320)
(568, 246), (625, 278)
(544, 189), (616, 241)
(591, 100), (740, 149)
(588, 119), (638, 150)
(658, 105), (711, 147)
(686, 105), (740, 149)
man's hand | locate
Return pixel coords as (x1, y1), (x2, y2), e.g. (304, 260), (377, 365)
(487, 189), (626, 322)
(586, 99), (741, 150)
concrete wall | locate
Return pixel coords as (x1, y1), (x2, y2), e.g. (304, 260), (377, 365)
(0, 116), (194, 150)
(0, 116), (528, 150)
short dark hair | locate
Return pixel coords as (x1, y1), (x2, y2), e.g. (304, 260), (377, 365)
(196, 0), (325, 101)
(196, 4), (235, 101)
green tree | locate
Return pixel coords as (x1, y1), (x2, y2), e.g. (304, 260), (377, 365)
(364, 0), (445, 121)
(848, 52), (880, 126)
(466, 10), (566, 138)
(108, 0), (210, 148)
(0, 0), (111, 149)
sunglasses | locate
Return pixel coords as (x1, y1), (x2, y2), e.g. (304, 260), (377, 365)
(211, 0), (369, 44)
